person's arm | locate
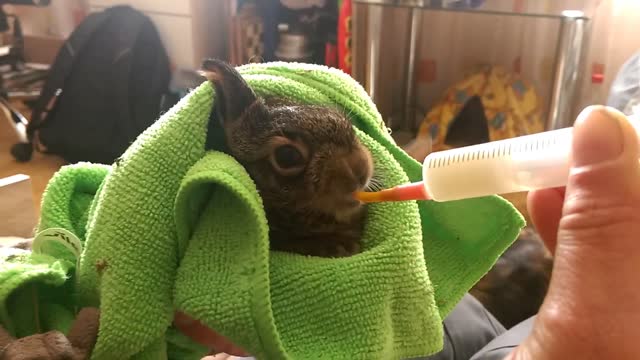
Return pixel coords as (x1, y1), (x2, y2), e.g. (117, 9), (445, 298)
(468, 317), (534, 360)
(410, 294), (507, 360)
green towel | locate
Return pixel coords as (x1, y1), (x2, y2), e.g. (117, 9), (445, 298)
(0, 247), (74, 338)
(0, 164), (109, 340)
(1, 62), (525, 359)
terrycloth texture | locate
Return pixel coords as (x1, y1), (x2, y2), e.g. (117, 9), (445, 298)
(0, 247), (74, 338)
(37, 163), (110, 243)
(2, 62), (525, 359)
(0, 164), (109, 341)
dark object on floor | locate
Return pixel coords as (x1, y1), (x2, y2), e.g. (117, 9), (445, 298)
(9, 142), (31, 162)
(470, 227), (553, 329)
(11, 5), (171, 165)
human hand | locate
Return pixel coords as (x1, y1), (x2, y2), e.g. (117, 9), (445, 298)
(510, 106), (640, 359)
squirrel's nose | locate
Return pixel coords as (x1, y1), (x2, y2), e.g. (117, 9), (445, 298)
(352, 158), (373, 189)
(334, 158), (360, 193)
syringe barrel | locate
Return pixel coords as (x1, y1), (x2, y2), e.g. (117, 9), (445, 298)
(422, 127), (574, 202)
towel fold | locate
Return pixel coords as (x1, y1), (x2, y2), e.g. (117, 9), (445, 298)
(1, 62), (525, 359)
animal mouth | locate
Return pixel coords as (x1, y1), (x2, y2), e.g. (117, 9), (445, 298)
(331, 194), (364, 223)
(346, 195), (363, 207)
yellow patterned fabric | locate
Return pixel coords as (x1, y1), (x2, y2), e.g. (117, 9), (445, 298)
(416, 66), (545, 152)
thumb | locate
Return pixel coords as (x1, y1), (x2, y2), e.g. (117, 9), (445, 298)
(558, 105), (640, 260)
(511, 107), (640, 358)
(534, 105), (640, 355)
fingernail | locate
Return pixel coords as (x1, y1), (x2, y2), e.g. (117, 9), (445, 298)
(572, 106), (625, 167)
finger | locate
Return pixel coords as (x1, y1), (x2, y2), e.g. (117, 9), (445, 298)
(203, 354), (232, 360)
(527, 187), (565, 255)
(211, 339), (249, 358)
(548, 106), (640, 305)
(560, 106), (640, 250)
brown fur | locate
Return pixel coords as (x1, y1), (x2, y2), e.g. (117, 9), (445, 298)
(0, 307), (100, 360)
(201, 59), (373, 257)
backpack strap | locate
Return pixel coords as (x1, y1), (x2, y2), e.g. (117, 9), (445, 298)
(109, 6), (153, 123)
(111, 9), (168, 141)
(26, 8), (116, 143)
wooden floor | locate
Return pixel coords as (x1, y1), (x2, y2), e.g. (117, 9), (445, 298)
(0, 102), (65, 214)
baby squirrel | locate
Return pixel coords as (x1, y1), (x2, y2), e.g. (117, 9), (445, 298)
(201, 60), (373, 258)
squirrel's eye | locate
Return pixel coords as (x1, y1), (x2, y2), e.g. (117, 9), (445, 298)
(274, 144), (304, 169)
(269, 137), (308, 176)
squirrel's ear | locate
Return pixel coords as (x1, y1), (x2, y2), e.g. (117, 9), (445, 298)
(200, 59), (258, 125)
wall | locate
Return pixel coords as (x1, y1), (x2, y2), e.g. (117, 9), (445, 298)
(576, 0), (640, 112)
(9, 0), (640, 114)
(5, 0), (232, 70)
(353, 0), (640, 129)
(6, 0), (85, 38)
(414, 9), (560, 124)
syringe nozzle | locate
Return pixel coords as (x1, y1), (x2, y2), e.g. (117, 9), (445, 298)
(354, 182), (430, 203)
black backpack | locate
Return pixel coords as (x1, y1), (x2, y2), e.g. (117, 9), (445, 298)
(11, 5), (171, 164)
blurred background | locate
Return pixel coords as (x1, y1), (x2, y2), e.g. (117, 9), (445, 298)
(11, 0), (640, 128)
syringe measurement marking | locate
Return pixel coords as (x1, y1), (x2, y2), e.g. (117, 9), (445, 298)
(426, 133), (568, 169)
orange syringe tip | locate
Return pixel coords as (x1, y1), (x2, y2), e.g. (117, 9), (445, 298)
(354, 182), (430, 203)
(354, 191), (387, 203)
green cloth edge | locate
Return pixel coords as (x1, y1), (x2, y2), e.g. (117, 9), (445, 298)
(1, 62), (525, 359)
(238, 63), (526, 317)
